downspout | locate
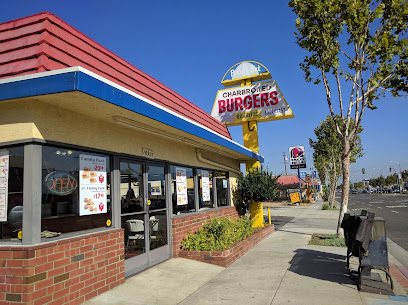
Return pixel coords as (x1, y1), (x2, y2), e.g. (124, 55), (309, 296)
(195, 149), (241, 175)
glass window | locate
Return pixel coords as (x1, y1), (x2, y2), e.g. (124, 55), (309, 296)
(120, 161), (144, 214)
(0, 147), (24, 241)
(171, 165), (195, 215)
(148, 165), (166, 211)
(198, 169), (214, 211)
(123, 213), (145, 259)
(41, 146), (111, 237)
(216, 171), (229, 207)
(149, 210), (167, 251)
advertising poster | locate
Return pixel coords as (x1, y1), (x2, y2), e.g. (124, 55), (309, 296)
(0, 152), (9, 222)
(149, 181), (162, 195)
(79, 154), (107, 216)
(176, 167), (188, 205)
(290, 192), (300, 204)
(202, 170), (210, 201)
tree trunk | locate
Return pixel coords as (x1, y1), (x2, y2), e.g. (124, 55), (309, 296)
(329, 160), (337, 208)
(337, 138), (351, 237)
(328, 184), (332, 204)
(329, 182), (336, 208)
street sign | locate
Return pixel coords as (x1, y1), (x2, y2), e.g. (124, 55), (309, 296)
(292, 171), (317, 179)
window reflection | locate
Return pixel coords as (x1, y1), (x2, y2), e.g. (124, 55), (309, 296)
(0, 147), (24, 241)
(148, 165), (166, 210)
(198, 169), (214, 210)
(41, 146), (111, 236)
(216, 171), (229, 207)
(171, 166), (195, 215)
(120, 162), (144, 213)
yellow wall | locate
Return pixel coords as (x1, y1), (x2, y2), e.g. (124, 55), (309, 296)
(0, 100), (36, 142)
(1, 96), (243, 206)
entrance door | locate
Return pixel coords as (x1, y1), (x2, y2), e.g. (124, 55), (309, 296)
(120, 160), (169, 277)
(146, 164), (169, 263)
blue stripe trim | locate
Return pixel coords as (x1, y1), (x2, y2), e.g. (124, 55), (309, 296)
(0, 71), (264, 162)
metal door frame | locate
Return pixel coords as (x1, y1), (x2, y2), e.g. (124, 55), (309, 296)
(115, 157), (170, 277)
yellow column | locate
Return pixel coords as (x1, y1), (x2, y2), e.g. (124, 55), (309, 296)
(243, 120), (261, 171)
(241, 79), (263, 228)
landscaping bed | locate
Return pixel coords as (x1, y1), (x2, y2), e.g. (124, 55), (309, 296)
(178, 221), (274, 267)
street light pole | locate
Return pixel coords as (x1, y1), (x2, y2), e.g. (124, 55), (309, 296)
(283, 152), (288, 175)
(390, 161), (402, 194)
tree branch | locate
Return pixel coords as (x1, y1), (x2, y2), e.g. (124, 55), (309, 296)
(335, 72), (344, 119)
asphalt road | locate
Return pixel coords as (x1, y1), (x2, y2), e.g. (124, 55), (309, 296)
(335, 192), (408, 252)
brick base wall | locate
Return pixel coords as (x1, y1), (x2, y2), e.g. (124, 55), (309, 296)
(171, 207), (239, 257)
(178, 224), (274, 267)
(0, 229), (125, 305)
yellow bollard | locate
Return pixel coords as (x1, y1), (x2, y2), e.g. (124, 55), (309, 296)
(268, 207), (271, 225)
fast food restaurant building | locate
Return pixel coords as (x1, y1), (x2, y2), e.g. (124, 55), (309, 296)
(0, 12), (263, 304)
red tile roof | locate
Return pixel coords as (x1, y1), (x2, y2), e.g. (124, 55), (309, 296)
(0, 12), (231, 139)
(277, 175), (306, 189)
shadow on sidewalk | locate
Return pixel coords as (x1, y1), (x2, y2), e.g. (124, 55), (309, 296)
(264, 216), (294, 231)
(288, 249), (354, 286)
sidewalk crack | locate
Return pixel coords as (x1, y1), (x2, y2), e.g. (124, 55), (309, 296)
(270, 268), (288, 305)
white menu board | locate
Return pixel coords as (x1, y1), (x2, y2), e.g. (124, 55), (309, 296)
(202, 170), (210, 202)
(0, 152), (9, 222)
(176, 167), (188, 205)
(79, 154), (107, 216)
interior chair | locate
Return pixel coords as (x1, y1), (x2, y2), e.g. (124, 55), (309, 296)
(149, 216), (159, 240)
(125, 219), (144, 253)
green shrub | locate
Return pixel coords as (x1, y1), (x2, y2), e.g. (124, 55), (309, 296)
(237, 168), (279, 203)
(322, 203), (329, 210)
(181, 217), (254, 251)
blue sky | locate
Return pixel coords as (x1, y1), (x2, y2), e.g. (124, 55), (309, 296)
(2, 0), (407, 183)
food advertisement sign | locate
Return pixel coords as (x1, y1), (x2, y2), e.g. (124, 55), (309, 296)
(0, 152), (9, 222)
(211, 80), (294, 126)
(79, 154), (107, 216)
(289, 146), (306, 169)
(202, 170), (210, 201)
(290, 192), (300, 204)
(176, 167), (188, 205)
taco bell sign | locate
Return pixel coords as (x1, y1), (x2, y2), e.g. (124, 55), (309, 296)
(289, 146), (306, 169)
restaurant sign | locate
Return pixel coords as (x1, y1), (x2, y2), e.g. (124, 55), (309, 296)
(44, 171), (78, 195)
(221, 61), (272, 87)
(289, 146), (306, 169)
(211, 80), (294, 126)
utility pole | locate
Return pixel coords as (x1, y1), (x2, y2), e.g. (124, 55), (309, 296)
(283, 152), (288, 175)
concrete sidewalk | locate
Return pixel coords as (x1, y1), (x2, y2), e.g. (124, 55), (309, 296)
(83, 201), (408, 305)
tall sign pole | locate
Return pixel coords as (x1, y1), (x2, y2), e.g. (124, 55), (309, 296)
(212, 61), (295, 227)
(289, 146), (307, 200)
(240, 78), (261, 171)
